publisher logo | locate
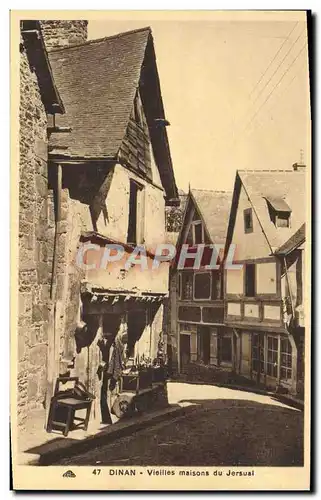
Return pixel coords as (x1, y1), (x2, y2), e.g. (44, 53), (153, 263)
(63, 470), (76, 478)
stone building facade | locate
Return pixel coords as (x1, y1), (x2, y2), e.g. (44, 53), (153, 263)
(18, 20), (179, 430)
(18, 20), (73, 428)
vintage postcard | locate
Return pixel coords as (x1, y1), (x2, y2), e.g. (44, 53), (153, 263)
(10, 10), (311, 490)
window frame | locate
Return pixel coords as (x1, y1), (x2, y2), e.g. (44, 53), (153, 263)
(192, 220), (204, 245)
(266, 335), (278, 378)
(243, 208), (253, 234)
(180, 270), (194, 301)
(127, 179), (144, 245)
(275, 212), (291, 228)
(251, 333), (264, 374)
(244, 263), (256, 297)
(193, 271), (212, 301)
(280, 337), (292, 382)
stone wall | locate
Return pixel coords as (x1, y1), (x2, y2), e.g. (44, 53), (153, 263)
(18, 43), (53, 428)
(40, 20), (88, 49)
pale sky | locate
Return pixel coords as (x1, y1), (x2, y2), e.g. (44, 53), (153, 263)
(88, 11), (310, 192)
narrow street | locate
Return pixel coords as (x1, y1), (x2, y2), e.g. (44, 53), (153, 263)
(58, 383), (303, 467)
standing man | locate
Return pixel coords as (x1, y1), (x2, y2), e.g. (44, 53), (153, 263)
(97, 332), (113, 424)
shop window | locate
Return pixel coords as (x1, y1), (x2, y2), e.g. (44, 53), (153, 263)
(245, 263), (256, 297)
(280, 338), (292, 381)
(178, 306), (201, 322)
(179, 323), (194, 333)
(194, 272), (211, 299)
(267, 336), (278, 378)
(244, 208), (253, 233)
(252, 333), (264, 374)
(181, 271), (194, 300)
(221, 337), (232, 363)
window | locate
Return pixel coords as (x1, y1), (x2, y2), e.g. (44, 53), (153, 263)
(251, 333), (264, 374)
(186, 226), (193, 245)
(127, 180), (144, 245)
(276, 212), (290, 228)
(181, 271), (194, 300)
(265, 198), (291, 228)
(134, 91), (143, 127)
(221, 337), (232, 363)
(211, 270), (221, 299)
(244, 208), (253, 233)
(193, 221), (203, 244)
(245, 263), (255, 297)
(280, 338), (292, 381)
(267, 336), (278, 378)
(194, 272), (211, 300)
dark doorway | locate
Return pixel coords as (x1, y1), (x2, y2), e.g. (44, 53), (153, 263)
(127, 310), (146, 358)
(197, 326), (211, 365)
(180, 334), (191, 370)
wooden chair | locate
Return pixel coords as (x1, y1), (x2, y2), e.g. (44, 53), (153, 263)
(46, 376), (95, 437)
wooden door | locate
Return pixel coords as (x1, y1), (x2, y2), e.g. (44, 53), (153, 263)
(180, 334), (191, 370)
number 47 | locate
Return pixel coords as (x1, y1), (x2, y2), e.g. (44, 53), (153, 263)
(93, 469), (101, 475)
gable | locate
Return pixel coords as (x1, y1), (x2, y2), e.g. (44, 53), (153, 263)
(177, 194), (210, 247)
(228, 182), (272, 261)
(119, 89), (162, 188)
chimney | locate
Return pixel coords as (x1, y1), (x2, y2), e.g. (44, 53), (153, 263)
(40, 20), (88, 50)
(292, 162), (306, 172)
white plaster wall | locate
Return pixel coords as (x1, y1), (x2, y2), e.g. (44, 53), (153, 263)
(263, 304), (280, 320)
(94, 162), (166, 250)
(226, 267), (244, 295)
(230, 184), (271, 260)
(227, 302), (241, 316)
(256, 261), (277, 295)
(244, 303), (259, 318)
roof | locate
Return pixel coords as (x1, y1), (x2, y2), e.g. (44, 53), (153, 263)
(48, 27), (151, 157)
(190, 189), (233, 244)
(275, 223), (306, 256)
(47, 27), (179, 204)
(21, 20), (64, 114)
(265, 196), (292, 213)
(237, 169), (306, 251)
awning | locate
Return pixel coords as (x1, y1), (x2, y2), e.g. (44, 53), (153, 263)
(81, 283), (167, 305)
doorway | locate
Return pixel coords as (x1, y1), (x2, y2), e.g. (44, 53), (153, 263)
(197, 326), (211, 365)
(180, 334), (191, 370)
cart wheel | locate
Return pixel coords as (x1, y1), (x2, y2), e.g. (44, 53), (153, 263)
(112, 395), (135, 419)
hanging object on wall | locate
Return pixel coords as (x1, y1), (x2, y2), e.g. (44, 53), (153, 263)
(74, 320), (89, 353)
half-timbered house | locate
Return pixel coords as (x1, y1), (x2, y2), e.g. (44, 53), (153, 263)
(224, 165), (306, 395)
(168, 189), (232, 374)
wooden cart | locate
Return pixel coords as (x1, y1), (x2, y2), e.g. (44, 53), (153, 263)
(111, 366), (167, 419)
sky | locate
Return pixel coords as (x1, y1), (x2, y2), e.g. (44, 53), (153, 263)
(88, 11), (310, 193)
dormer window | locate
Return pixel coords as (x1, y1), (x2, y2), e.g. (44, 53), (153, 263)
(265, 197), (291, 228)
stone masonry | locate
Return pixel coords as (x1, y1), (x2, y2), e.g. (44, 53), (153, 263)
(18, 20), (88, 430)
(40, 21), (88, 49)
(19, 39), (54, 429)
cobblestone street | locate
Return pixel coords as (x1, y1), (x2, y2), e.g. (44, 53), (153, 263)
(58, 383), (303, 467)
